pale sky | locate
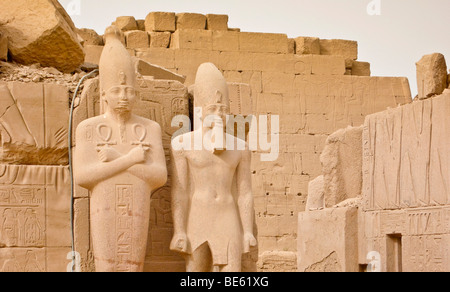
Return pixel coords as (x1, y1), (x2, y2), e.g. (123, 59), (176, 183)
(61, 0), (450, 97)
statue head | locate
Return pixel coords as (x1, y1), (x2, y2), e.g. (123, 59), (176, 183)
(194, 63), (230, 130)
(99, 26), (138, 117)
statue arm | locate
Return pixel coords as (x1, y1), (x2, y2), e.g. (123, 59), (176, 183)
(127, 124), (168, 190)
(73, 123), (144, 190)
(237, 148), (257, 252)
(169, 146), (190, 254)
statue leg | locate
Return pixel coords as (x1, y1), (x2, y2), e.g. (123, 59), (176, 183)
(219, 240), (242, 272)
(186, 242), (213, 272)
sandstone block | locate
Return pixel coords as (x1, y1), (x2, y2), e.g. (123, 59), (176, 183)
(125, 30), (149, 49)
(298, 207), (359, 272)
(149, 32), (171, 48)
(321, 126), (363, 208)
(320, 39), (358, 60)
(416, 53), (448, 99)
(135, 48), (175, 69)
(295, 37), (320, 55)
(176, 13), (206, 30)
(0, 0), (85, 72)
(288, 38), (296, 54)
(84, 45), (104, 65)
(137, 19), (146, 31)
(306, 176), (325, 211)
(170, 29), (212, 50)
(352, 61), (371, 76)
(114, 16), (138, 32)
(145, 12), (176, 32)
(239, 32), (288, 54)
(77, 28), (103, 46)
(311, 55), (346, 75)
(212, 31), (239, 51)
(206, 14), (229, 31)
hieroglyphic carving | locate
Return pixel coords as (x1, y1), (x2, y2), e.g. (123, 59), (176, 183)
(363, 93), (450, 211)
(116, 185), (134, 272)
(403, 235), (448, 272)
(0, 165), (71, 271)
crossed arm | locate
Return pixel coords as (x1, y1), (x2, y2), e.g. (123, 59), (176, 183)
(74, 122), (167, 191)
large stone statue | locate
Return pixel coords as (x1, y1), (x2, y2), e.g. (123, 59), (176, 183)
(74, 26), (168, 272)
(170, 63), (257, 272)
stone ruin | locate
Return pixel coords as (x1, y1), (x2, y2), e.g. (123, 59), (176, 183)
(0, 1), (448, 272)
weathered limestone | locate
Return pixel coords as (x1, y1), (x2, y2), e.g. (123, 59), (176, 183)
(321, 126), (363, 208)
(0, 165), (71, 272)
(295, 37), (320, 55)
(416, 53), (448, 99)
(149, 32), (171, 48)
(176, 13), (206, 30)
(320, 39), (358, 61)
(206, 14), (229, 31)
(145, 12), (176, 32)
(77, 28), (104, 46)
(298, 206), (359, 272)
(288, 39), (296, 54)
(114, 16), (138, 32)
(0, 0), (84, 72)
(170, 63), (257, 272)
(74, 26), (167, 272)
(212, 31), (240, 52)
(84, 45), (105, 65)
(125, 30), (149, 49)
(258, 251), (297, 272)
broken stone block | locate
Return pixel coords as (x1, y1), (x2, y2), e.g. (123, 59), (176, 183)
(0, 0), (84, 73)
(298, 207), (359, 272)
(351, 61), (371, 76)
(311, 55), (346, 75)
(149, 32), (171, 48)
(206, 14), (229, 31)
(170, 29), (212, 50)
(306, 176), (325, 211)
(295, 37), (320, 55)
(176, 13), (206, 30)
(77, 28), (104, 46)
(416, 53), (448, 99)
(125, 30), (149, 49)
(321, 126), (363, 208)
(259, 251), (297, 272)
(0, 33), (8, 61)
(320, 39), (358, 61)
(145, 12), (176, 32)
(132, 56), (185, 83)
(114, 16), (138, 31)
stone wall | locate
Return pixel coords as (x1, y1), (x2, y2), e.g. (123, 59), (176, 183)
(82, 12), (413, 270)
(360, 91), (450, 272)
(297, 90), (450, 272)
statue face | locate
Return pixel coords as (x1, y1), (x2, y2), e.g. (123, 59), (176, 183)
(104, 85), (137, 114)
(204, 103), (230, 131)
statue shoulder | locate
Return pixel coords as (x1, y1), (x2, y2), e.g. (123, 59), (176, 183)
(132, 115), (162, 133)
(76, 116), (104, 135)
